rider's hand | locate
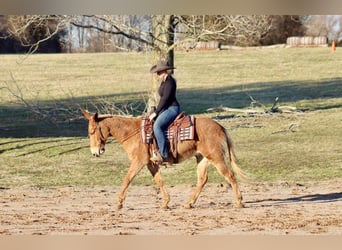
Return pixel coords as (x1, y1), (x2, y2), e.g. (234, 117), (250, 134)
(149, 112), (157, 121)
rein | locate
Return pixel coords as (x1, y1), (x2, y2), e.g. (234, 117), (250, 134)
(97, 120), (140, 143)
(119, 128), (140, 143)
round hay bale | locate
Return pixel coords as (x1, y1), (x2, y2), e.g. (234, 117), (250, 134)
(286, 37), (300, 46)
(300, 36), (314, 45)
(313, 36), (328, 45)
(286, 36), (328, 47)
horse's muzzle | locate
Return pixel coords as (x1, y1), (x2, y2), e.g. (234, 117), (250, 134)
(91, 147), (105, 157)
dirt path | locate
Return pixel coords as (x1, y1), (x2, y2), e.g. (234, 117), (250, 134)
(0, 179), (341, 235)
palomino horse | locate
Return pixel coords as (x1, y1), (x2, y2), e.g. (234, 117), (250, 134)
(82, 109), (245, 209)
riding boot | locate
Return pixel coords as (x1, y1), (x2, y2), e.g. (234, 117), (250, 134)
(150, 151), (164, 164)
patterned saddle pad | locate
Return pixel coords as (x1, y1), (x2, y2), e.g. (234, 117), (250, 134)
(141, 112), (196, 146)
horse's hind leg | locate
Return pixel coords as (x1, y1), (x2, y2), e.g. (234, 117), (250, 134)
(211, 159), (243, 208)
(184, 155), (209, 209)
(147, 163), (170, 209)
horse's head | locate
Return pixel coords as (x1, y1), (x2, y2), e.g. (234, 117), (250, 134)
(82, 109), (108, 157)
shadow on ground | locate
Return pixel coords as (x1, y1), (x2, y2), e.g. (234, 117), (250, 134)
(247, 192), (342, 207)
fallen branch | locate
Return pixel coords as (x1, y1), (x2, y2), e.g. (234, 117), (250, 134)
(272, 123), (300, 134)
(246, 93), (266, 108)
(207, 96), (297, 116)
(276, 106), (297, 113)
(206, 105), (265, 114)
(270, 96), (279, 112)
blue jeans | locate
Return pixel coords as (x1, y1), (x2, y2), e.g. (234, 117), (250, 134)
(153, 105), (180, 158)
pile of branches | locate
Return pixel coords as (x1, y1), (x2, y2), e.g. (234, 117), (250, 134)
(207, 96), (297, 118)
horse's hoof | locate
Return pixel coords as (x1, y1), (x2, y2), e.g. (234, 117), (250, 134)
(184, 203), (194, 209)
(236, 203), (245, 208)
(117, 204), (123, 210)
(161, 205), (170, 210)
(229, 203), (244, 209)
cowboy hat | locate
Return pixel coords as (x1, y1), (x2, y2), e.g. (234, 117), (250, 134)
(150, 60), (175, 73)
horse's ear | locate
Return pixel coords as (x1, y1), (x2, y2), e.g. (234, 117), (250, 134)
(81, 109), (92, 120)
(94, 112), (99, 121)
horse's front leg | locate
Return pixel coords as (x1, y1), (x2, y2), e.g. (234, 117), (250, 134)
(147, 163), (170, 209)
(117, 161), (144, 209)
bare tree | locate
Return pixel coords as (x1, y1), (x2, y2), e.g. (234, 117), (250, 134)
(260, 15), (306, 45)
(4, 14), (273, 60)
(6, 15), (66, 53)
(70, 15), (153, 52)
(304, 15), (342, 42)
(176, 15), (272, 46)
(5, 14), (273, 59)
(4, 15), (273, 115)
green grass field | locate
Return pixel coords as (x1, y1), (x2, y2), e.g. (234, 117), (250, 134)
(0, 48), (341, 188)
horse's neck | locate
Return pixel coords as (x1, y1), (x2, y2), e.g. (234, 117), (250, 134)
(102, 116), (140, 143)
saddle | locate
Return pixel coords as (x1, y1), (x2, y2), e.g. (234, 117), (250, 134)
(141, 112), (196, 160)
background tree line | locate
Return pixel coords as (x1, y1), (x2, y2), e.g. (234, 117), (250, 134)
(1, 15), (341, 54)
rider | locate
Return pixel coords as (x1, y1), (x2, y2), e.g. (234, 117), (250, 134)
(149, 59), (181, 163)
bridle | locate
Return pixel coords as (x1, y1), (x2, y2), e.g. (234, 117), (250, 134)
(96, 122), (140, 143)
(97, 124), (106, 142)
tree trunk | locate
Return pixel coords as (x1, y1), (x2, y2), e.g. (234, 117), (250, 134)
(148, 15), (175, 111)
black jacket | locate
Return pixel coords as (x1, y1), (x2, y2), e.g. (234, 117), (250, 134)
(155, 75), (180, 115)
